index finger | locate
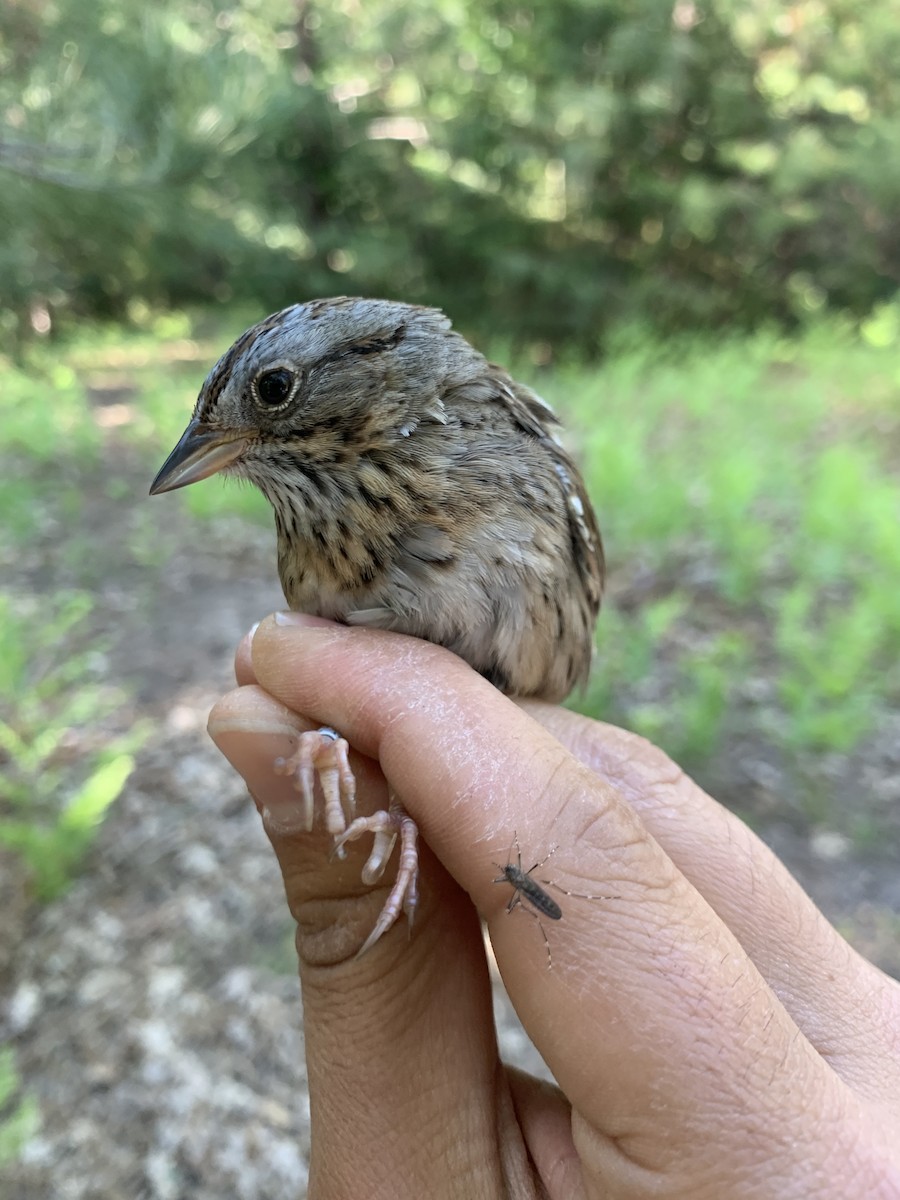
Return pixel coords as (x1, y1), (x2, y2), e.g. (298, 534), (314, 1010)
(250, 615), (888, 1192)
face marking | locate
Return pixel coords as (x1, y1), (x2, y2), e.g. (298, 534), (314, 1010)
(201, 309), (286, 417)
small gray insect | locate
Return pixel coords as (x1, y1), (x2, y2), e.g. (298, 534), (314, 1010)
(493, 832), (614, 967)
(494, 836), (563, 923)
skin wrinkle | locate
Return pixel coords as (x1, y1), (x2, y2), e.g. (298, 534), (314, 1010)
(589, 951), (762, 1119)
(337, 633), (477, 736)
(598, 1057), (835, 1200)
(529, 865), (687, 1006)
(523, 703), (900, 1105)
(813, 1105), (898, 1200)
(398, 708), (525, 820)
(571, 1109), (780, 1200)
(485, 763), (648, 932)
(506, 1072), (585, 1200)
(257, 628), (554, 861)
(503, 753), (595, 855)
(621, 952), (807, 1153)
(304, 890), (505, 1197)
(207, 710), (305, 740)
(492, 1073), (541, 1200)
(728, 856), (889, 1082)
(513, 806), (787, 1123)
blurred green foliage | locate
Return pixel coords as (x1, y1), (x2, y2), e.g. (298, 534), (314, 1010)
(0, 591), (147, 899)
(0, 1048), (39, 1165)
(2, 0), (899, 348)
(557, 320), (900, 771)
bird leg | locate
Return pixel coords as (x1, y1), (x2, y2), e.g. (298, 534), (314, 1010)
(274, 729), (420, 956)
(335, 797), (419, 958)
(274, 728), (356, 847)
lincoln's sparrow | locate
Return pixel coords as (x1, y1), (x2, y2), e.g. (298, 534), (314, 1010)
(151, 297), (604, 954)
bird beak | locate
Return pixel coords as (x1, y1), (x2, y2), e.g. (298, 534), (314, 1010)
(149, 420), (249, 495)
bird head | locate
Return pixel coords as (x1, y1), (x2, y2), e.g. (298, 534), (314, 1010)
(149, 297), (456, 502)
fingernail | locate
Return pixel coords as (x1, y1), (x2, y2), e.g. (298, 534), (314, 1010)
(274, 611), (334, 628)
(248, 620), (261, 641)
(209, 725), (309, 830)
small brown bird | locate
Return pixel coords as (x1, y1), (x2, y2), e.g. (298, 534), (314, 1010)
(151, 297), (603, 954)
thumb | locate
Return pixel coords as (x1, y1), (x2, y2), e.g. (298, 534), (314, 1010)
(207, 682), (503, 1200)
(208, 682), (400, 965)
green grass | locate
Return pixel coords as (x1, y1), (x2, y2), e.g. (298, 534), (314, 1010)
(544, 322), (900, 773)
(0, 593), (148, 900)
(2, 309), (899, 858)
(0, 1047), (39, 1165)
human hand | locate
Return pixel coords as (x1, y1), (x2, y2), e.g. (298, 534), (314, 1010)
(208, 614), (900, 1199)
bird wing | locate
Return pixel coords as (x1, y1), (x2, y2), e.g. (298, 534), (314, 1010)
(490, 368), (605, 612)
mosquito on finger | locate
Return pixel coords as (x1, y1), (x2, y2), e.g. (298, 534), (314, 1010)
(492, 831), (616, 968)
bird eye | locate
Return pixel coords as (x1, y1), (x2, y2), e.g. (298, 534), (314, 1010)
(255, 368), (296, 409)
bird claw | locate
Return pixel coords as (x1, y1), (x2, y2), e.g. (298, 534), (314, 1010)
(337, 801), (419, 958)
(275, 731), (419, 954)
(274, 727), (355, 850)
